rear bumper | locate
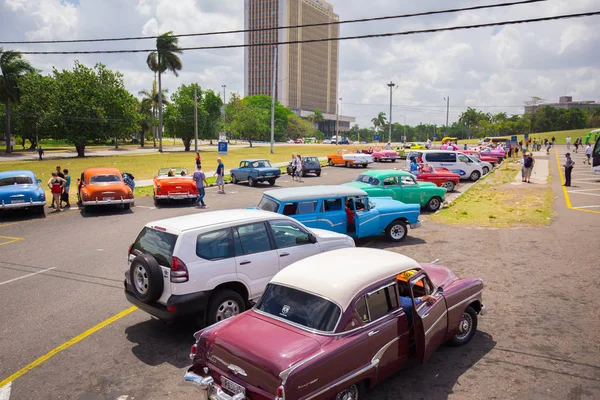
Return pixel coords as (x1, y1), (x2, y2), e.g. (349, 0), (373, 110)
(124, 281), (210, 322)
(154, 193), (197, 200)
(82, 198), (134, 206)
(184, 368), (278, 400)
(0, 200), (45, 209)
(256, 175), (280, 181)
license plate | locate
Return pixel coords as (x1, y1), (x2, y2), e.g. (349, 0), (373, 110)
(104, 197), (115, 201)
(309, 170), (315, 172)
(266, 173), (273, 176)
(221, 376), (245, 397)
(11, 200), (25, 204)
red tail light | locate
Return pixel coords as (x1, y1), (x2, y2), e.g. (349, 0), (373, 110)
(276, 386), (285, 398)
(128, 243), (133, 256)
(189, 343), (197, 360)
(171, 257), (189, 283)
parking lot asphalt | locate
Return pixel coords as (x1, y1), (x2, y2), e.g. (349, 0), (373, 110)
(1, 156), (599, 400)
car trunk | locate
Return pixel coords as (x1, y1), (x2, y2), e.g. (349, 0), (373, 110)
(256, 168), (280, 177)
(87, 183), (129, 199)
(156, 177), (195, 193)
(202, 311), (323, 395)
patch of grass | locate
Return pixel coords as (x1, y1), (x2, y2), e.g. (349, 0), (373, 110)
(432, 167), (554, 228)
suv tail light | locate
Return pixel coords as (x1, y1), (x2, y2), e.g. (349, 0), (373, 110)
(171, 257), (189, 283)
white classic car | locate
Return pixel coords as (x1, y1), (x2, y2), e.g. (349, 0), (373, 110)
(327, 150), (374, 168)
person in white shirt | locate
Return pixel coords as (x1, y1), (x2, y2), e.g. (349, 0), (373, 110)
(566, 136), (571, 150)
(585, 145), (592, 164)
(385, 142), (392, 150)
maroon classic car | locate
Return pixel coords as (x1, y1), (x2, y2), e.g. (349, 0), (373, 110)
(184, 248), (486, 400)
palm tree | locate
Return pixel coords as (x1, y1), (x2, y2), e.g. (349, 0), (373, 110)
(0, 49), (34, 153)
(459, 107), (481, 139)
(371, 112), (387, 132)
(306, 109), (324, 128)
(139, 81), (169, 148)
(146, 31), (183, 152)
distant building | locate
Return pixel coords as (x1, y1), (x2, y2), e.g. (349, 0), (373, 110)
(244, 0), (354, 134)
(524, 96), (599, 114)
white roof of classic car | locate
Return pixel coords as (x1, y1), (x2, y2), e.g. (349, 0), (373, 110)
(270, 248), (421, 310)
(264, 185), (367, 202)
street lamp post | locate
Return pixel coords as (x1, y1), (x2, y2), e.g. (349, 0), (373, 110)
(270, 46), (278, 154)
(444, 96), (450, 136)
(387, 81), (396, 143)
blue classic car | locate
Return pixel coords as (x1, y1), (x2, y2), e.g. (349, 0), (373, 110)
(256, 185), (421, 241)
(0, 170), (46, 214)
(230, 159), (281, 187)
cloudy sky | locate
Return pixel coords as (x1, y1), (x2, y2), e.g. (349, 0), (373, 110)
(1, 0), (598, 127)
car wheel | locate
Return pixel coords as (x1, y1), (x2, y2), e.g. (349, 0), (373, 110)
(345, 161), (351, 168)
(442, 180), (456, 192)
(248, 177), (256, 187)
(449, 306), (478, 346)
(268, 178), (276, 186)
(231, 174), (238, 184)
(426, 196), (442, 211)
(328, 159), (334, 166)
(206, 290), (246, 326)
(391, 158), (396, 163)
(497, 157), (504, 164)
(123, 203), (131, 210)
(316, 171), (321, 177)
(35, 205), (45, 215)
(129, 254), (164, 304)
(482, 166), (490, 175)
(334, 382), (364, 400)
(470, 170), (481, 181)
(374, 157), (379, 162)
(385, 220), (408, 242)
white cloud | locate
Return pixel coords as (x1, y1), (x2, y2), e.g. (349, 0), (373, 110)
(0, 0), (598, 127)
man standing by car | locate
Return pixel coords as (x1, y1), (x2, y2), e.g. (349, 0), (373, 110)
(216, 158), (225, 194)
(193, 166), (208, 208)
(563, 153), (575, 187)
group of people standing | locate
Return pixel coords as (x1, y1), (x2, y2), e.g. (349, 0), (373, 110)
(290, 154), (304, 182)
(47, 166), (71, 211)
(192, 153), (225, 208)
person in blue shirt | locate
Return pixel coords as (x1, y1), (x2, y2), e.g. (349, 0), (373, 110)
(400, 294), (437, 325)
(409, 158), (420, 174)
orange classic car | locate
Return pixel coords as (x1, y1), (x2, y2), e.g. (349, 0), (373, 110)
(77, 167), (134, 211)
(153, 168), (198, 205)
(327, 149), (373, 168)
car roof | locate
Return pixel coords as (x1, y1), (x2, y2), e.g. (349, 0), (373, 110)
(270, 248), (421, 310)
(264, 185), (367, 202)
(145, 209), (286, 233)
(83, 167), (122, 175)
(359, 170), (412, 179)
(0, 170), (35, 179)
(241, 159), (270, 163)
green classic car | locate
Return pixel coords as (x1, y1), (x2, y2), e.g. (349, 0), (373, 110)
(344, 170), (447, 211)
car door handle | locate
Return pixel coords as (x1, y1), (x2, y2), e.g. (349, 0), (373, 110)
(239, 261), (251, 265)
(279, 252), (290, 257)
(368, 330), (379, 337)
(422, 313), (429, 319)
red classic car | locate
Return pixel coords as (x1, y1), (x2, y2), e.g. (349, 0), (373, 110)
(184, 248), (486, 400)
(362, 146), (398, 162)
(153, 167), (198, 205)
(413, 164), (460, 192)
(77, 167), (134, 212)
(461, 150), (499, 166)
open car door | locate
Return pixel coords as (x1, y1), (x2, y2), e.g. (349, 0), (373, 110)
(353, 196), (380, 238)
(409, 272), (448, 364)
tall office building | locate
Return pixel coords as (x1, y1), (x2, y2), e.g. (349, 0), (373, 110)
(244, 0), (344, 123)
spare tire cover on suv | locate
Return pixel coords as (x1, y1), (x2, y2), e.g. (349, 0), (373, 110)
(129, 254), (164, 303)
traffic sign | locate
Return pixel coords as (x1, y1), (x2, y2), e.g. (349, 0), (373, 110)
(511, 135), (518, 144)
(524, 134), (529, 140)
(219, 132), (227, 142)
(374, 135), (380, 142)
(218, 141), (228, 156)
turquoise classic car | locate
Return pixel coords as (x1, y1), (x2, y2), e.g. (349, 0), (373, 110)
(344, 170), (447, 211)
(0, 170), (46, 214)
(256, 185), (421, 241)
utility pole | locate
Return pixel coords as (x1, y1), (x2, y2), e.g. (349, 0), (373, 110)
(194, 87), (198, 153)
(387, 81), (396, 144)
(444, 96), (450, 136)
(221, 84), (227, 144)
(335, 100), (339, 145)
(270, 46), (277, 154)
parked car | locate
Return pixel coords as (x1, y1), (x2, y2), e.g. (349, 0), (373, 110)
(362, 146), (398, 162)
(345, 170), (447, 211)
(327, 150), (373, 168)
(462, 154), (493, 175)
(123, 209), (355, 326)
(286, 156), (321, 177)
(295, 138), (304, 144)
(77, 167), (134, 212)
(287, 139), (295, 144)
(184, 247), (486, 400)
(338, 139), (350, 145)
(478, 147), (506, 163)
(461, 150), (499, 166)
(322, 139), (332, 144)
(257, 185), (421, 241)
(404, 142), (427, 150)
(395, 147), (408, 159)
(406, 150), (484, 181)
(230, 159), (281, 187)
(0, 170), (46, 214)
(153, 167), (198, 205)
(413, 164), (460, 192)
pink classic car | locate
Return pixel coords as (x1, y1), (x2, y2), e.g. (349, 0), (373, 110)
(362, 146), (398, 162)
(478, 147), (505, 163)
(184, 248), (486, 400)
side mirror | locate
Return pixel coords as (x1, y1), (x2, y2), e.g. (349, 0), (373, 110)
(308, 233), (317, 244)
(36, 179), (42, 184)
(437, 286), (444, 294)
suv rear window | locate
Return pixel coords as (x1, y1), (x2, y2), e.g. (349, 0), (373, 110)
(257, 284), (341, 332)
(131, 227), (177, 266)
(257, 196), (280, 212)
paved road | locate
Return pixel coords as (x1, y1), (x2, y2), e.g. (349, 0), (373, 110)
(0, 155), (598, 400)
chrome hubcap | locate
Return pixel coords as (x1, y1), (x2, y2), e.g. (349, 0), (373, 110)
(215, 300), (240, 321)
(442, 181), (454, 190)
(455, 312), (473, 340)
(336, 384), (358, 400)
(429, 198), (440, 209)
(390, 224), (405, 239)
(134, 265), (149, 294)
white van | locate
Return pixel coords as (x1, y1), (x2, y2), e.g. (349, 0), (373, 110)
(406, 150), (484, 181)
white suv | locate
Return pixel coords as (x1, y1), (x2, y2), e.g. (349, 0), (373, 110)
(124, 209), (355, 326)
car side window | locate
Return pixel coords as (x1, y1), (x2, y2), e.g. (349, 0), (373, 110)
(366, 284), (399, 321)
(458, 154), (470, 163)
(282, 203), (298, 215)
(355, 296), (369, 323)
(322, 198), (342, 212)
(233, 223), (272, 256)
(297, 201), (318, 214)
(196, 229), (233, 260)
(268, 220), (311, 248)
(383, 177), (398, 186)
(401, 176), (416, 185)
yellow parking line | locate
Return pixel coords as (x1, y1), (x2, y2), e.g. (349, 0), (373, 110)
(0, 236), (24, 246)
(0, 306), (137, 388)
(554, 150), (600, 215)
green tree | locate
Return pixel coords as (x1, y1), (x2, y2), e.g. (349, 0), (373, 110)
(458, 107), (482, 138)
(371, 112), (387, 131)
(202, 89), (223, 144)
(138, 97), (153, 147)
(146, 31), (183, 152)
(50, 62), (138, 157)
(0, 49), (35, 153)
(306, 109), (324, 128)
(226, 99), (269, 147)
(139, 82), (169, 148)
(164, 83), (207, 151)
(244, 94), (293, 141)
(286, 114), (317, 139)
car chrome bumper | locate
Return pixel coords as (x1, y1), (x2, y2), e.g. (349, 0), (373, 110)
(154, 193), (197, 199)
(410, 221), (422, 229)
(480, 304), (487, 316)
(81, 198), (134, 205)
(0, 200), (45, 209)
(184, 371), (248, 400)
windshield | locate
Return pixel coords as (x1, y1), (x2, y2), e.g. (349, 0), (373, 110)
(0, 176), (34, 186)
(130, 227), (177, 266)
(257, 196), (280, 213)
(256, 284), (341, 332)
(355, 174), (380, 186)
(90, 174), (122, 184)
(252, 160), (272, 168)
(303, 157), (319, 163)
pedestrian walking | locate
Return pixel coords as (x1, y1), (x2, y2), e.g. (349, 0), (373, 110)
(61, 169), (71, 207)
(585, 144), (592, 164)
(48, 172), (65, 211)
(566, 136), (571, 150)
(290, 153), (297, 181)
(574, 138), (579, 153)
(193, 166), (209, 208)
(195, 152), (201, 169)
(37, 146), (44, 160)
(551, 136), (556, 145)
(523, 153), (534, 183)
(563, 153), (574, 187)
(215, 158), (225, 193)
(295, 154), (303, 182)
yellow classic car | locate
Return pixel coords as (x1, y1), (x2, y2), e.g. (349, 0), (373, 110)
(404, 142), (427, 150)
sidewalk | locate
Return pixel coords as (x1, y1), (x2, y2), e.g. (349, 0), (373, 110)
(511, 152), (549, 185)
